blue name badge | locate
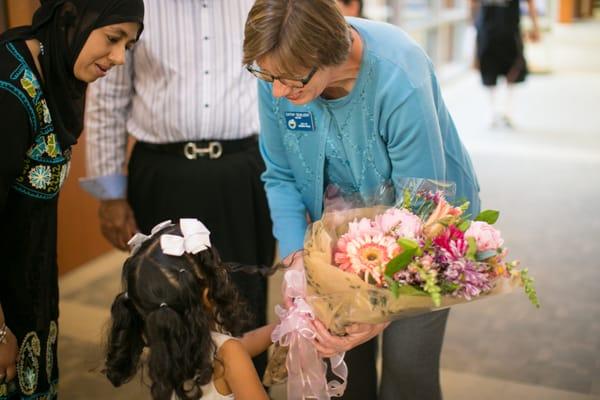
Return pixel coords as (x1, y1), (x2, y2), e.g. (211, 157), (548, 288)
(284, 111), (315, 131)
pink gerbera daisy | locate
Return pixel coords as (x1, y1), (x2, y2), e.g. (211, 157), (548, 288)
(334, 232), (400, 286)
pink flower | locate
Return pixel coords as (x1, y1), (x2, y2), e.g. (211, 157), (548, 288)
(374, 208), (423, 240)
(347, 217), (380, 237)
(434, 225), (467, 260)
(464, 221), (504, 252)
(423, 197), (463, 239)
(420, 254), (434, 269)
(334, 229), (400, 286)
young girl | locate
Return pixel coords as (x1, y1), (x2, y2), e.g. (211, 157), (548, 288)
(104, 219), (274, 400)
(0, 1), (143, 397)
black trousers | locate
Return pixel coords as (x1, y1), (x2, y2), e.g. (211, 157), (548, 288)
(127, 139), (275, 376)
(477, 30), (527, 86)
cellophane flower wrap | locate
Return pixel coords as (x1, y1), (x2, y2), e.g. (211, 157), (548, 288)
(264, 179), (538, 397)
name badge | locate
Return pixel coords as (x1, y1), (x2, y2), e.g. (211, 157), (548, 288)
(284, 111), (315, 131)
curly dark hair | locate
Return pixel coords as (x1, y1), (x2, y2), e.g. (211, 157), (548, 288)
(104, 223), (254, 400)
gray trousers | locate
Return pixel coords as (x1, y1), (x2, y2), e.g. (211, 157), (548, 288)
(380, 309), (449, 400)
(335, 309), (449, 400)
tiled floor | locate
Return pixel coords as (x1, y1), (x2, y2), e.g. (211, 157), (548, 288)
(57, 20), (600, 400)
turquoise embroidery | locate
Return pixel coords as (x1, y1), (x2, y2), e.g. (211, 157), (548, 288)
(29, 165), (52, 189)
(28, 136), (48, 159)
(1, 43), (71, 200)
(0, 80), (37, 132)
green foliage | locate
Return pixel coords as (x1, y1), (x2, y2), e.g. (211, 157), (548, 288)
(417, 267), (441, 307)
(457, 220), (471, 232)
(402, 188), (412, 209)
(385, 276), (400, 298)
(458, 200), (470, 212)
(385, 238), (418, 276)
(474, 210), (500, 225)
(440, 281), (460, 293)
(520, 268), (540, 308)
(385, 277), (428, 298)
(476, 250), (497, 261)
(466, 237), (477, 260)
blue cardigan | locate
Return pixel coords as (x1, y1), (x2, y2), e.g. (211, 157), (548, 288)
(258, 18), (480, 258)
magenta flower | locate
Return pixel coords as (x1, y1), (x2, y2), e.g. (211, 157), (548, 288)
(433, 225), (467, 261)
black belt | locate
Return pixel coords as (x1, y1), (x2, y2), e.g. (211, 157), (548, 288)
(137, 136), (258, 160)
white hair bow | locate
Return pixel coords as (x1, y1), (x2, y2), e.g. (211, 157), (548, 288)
(127, 220), (174, 255)
(160, 218), (211, 256)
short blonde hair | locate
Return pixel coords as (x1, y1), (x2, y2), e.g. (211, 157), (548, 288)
(243, 0), (351, 74)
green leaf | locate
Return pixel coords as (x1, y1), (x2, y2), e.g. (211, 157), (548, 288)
(403, 188), (412, 208)
(466, 237), (477, 260)
(384, 238), (418, 276)
(396, 285), (428, 296)
(385, 276), (400, 298)
(398, 238), (419, 250)
(476, 250), (497, 261)
(440, 282), (460, 293)
(458, 200), (470, 212)
(385, 276), (428, 298)
(457, 220), (471, 232)
(474, 209), (500, 225)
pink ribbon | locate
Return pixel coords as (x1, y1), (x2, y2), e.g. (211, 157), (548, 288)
(271, 264), (348, 399)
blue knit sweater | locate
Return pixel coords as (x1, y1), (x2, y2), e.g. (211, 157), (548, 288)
(258, 18), (480, 257)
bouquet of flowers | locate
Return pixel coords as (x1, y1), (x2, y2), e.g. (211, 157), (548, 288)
(264, 179), (538, 399)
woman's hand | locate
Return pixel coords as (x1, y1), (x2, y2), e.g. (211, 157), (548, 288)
(311, 320), (390, 358)
(0, 327), (18, 385)
(281, 249), (304, 269)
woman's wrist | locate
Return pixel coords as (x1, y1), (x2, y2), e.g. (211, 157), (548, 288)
(0, 322), (9, 344)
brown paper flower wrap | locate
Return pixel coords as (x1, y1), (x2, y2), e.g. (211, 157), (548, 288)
(264, 206), (520, 386)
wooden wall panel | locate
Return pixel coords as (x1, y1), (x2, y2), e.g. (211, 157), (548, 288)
(57, 133), (113, 275)
(558, 0), (575, 22)
(6, 0), (38, 27)
(1, 1), (8, 33)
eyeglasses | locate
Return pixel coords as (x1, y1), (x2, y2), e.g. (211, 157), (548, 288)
(245, 64), (318, 89)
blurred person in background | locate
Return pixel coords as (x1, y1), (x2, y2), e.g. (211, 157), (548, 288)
(336, 0), (363, 17)
(473, 0), (540, 129)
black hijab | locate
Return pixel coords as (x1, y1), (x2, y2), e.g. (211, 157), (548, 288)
(0, 0), (144, 148)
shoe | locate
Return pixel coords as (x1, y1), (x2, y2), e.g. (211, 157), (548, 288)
(491, 115), (515, 130)
(490, 115), (502, 130)
(500, 115), (515, 130)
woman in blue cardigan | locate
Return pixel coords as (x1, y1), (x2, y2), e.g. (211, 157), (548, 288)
(243, 1), (480, 399)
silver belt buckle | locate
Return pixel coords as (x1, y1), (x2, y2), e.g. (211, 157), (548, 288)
(183, 141), (223, 160)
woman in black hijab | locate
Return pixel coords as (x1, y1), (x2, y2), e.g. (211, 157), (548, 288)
(0, 1), (143, 397)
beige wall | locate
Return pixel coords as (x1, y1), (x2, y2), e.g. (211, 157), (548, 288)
(57, 134), (113, 275)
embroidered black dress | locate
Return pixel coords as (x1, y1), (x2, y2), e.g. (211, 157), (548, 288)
(0, 40), (69, 400)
